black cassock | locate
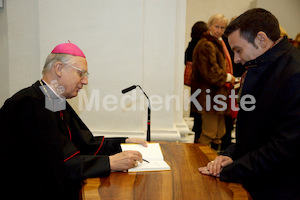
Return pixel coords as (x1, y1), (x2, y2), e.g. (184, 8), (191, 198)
(0, 81), (126, 200)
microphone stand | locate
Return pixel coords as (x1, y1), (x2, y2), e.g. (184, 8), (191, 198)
(122, 85), (151, 141)
(136, 86), (151, 142)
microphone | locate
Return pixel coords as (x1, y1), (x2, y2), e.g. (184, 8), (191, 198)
(121, 85), (137, 94)
(121, 85), (151, 141)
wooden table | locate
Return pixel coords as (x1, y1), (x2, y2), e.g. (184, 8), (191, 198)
(82, 142), (251, 200)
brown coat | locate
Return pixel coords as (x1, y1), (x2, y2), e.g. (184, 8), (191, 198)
(191, 33), (231, 115)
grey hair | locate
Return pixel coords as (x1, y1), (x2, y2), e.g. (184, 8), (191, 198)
(207, 14), (228, 28)
(42, 53), (75, 75)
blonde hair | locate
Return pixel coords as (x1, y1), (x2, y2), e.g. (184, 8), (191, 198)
(279, 25), (289, 37)
(207, 14), (228, 28)
(295, 32), (300, 42)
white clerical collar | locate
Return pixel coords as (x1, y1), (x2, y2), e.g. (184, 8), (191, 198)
(41, 79), (64, 100)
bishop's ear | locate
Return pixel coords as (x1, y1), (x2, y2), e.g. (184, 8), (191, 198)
(54, 62), (64, 77)
(256, 31), (269, 48)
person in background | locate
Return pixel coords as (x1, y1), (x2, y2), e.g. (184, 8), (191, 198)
(191, 14), (235, 148)
(225, 16), (246, 78)
(184, 21), (208, 143)
(185, 21), (208, 66)
(279, 25), (289, 38)
(292, 32), (300, 50)
(221, 16), (246, 151)
(279, 25), (298, 47)
(0, 42), (147, 200)
(199, 8), (300, 199)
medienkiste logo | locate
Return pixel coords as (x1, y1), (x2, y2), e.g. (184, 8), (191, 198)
(77, 88), (256, 112)
(39, 80), (256, 113)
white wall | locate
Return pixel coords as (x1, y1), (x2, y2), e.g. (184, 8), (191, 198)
(0, 0), (9, 105)
(257, 0), (300, 39)
(0, 0), (40, 103)
(38, 0), (146, 134)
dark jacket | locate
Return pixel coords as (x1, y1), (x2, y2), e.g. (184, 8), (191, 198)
(191, 33), (230, 115)
(220, 38), (300, 199)
(0, 81), (126, 200)
(185, 37), (201, 64)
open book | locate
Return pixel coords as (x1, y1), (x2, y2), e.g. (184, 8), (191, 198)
(121, 143), (171, 172)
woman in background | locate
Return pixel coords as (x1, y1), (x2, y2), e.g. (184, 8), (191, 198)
(191, 14), (235, 149)
(184, 21), (208, 143)
(185, 21), (208, 66)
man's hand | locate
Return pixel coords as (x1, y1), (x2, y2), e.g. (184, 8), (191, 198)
(109, 150), (143, 171)
(198, 155), (233, 177)
(125, 138), (148, 147)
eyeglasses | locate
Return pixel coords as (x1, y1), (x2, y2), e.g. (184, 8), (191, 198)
(64, 63), (89, 79)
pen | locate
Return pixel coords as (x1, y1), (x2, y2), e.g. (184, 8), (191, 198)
(142, 159), (150, 163)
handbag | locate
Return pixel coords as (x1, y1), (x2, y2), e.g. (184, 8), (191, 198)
(184, 61), (193, 86)
(224, 82), (238, 119)
(230, 97), (238, 118)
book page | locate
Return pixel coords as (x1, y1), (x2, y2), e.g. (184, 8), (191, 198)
(121, 143), (171, 172)
(121, 143), (164, 161)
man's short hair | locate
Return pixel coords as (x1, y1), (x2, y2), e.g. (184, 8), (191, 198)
(224, 8), (280, 46)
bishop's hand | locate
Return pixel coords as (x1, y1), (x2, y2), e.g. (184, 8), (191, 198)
(109, 150), (143, 171)
(125, 138), (148, 147)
